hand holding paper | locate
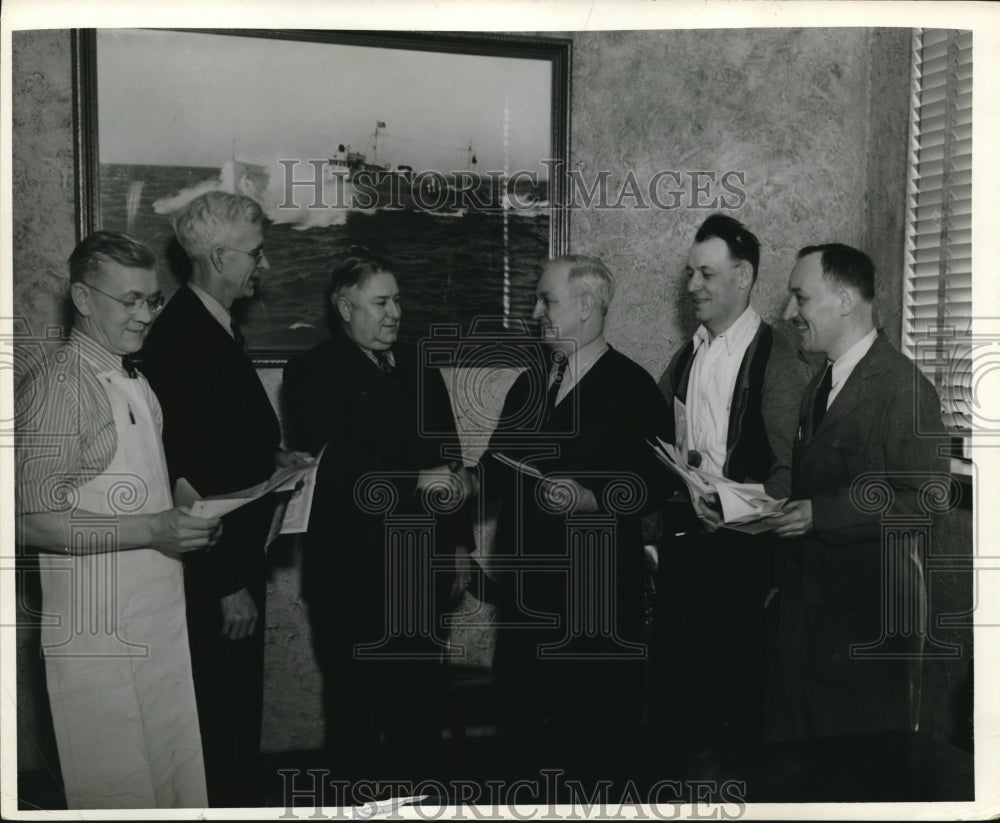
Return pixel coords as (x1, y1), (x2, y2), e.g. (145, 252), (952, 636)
(693, 492), (724, 532)
(716, 483), (786, 523)
(648, 436), (719, 500)
(767, 499), (813, 538)
(174, 446), (326, 551)
(648, 439), (786, 532)
(492, 452), (597, 514)
(492, 452), (545, 480)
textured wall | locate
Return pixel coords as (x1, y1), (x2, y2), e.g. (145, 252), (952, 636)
(570, 28), (879, 380)
(11, 28), (917, 766)
(864, 27), (913, 344)
(11, 30), (78, 342)
(11, 29), (79, 776)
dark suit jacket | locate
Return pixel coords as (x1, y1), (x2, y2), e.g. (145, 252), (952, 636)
(487, 345), (672, 658)
(140, 285), (281, 599)
(282, 333), (470, 627)
(771, 331), (949, 738)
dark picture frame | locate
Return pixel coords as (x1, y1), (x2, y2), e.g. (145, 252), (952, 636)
(72, 28), (571, 364)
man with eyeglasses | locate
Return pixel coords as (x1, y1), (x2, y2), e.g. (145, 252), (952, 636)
(481, 255), (672, 795)
(141, 191), (302, 806)
(15, 231), (221, 808)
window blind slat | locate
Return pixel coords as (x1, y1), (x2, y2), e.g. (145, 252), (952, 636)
(903, 29), (973, 436)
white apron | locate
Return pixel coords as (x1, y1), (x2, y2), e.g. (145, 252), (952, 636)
(38, 368), (207, 809)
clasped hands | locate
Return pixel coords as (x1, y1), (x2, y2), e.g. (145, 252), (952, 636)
(414, 463), (597, 515)
(538, 476), (598, 514)
(416, 462), (479, 505)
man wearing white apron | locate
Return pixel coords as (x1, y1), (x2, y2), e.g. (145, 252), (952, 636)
(16, 232), (220, 809)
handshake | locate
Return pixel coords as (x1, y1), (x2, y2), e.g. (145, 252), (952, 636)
(415, 461), (480, 508)
(413, 458), (600, 516)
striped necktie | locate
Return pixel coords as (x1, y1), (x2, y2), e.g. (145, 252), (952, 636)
(374, 349), (395, 373)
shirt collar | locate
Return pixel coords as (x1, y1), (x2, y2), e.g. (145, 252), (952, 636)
(831, 327), (878, 388)
(70, 327), (129, 375)
(359, 345), (395, 369)
(188, 281), (234, 336)
(562, 334), (609, 379)
(692, 305), (760, 356)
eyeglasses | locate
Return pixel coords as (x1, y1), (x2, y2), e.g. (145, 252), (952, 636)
(82, 282), (165, 314)
(219, 245), (266, 265)
(535, 293), (579, 310)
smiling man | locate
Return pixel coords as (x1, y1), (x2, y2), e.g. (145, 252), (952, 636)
(662, 214), (809, 503)
(282, 248), (475, 786)
(15, 231), (221, 808)
(654, 214), (811, 761)
(139, 191), (294, 807)
(766, 243), (948, 741)
(483, 255), (671, 795)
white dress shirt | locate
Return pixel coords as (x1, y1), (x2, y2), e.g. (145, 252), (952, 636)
(685, 306), (762, 477)
(826, 327), (878, 409)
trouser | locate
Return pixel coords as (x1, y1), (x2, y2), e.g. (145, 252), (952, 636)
(652, 531), (774, 759)
(307, 597), (447, 785)
(497, 647), (646, 796)
(185, 579), (266, 808)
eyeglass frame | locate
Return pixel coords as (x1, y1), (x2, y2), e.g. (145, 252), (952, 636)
(218, 244), (267, 265)
(80, 281), (166, 315)
(534, 291), (583, 310)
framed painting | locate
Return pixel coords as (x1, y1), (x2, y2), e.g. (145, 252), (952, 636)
(73, 28), (571, 363)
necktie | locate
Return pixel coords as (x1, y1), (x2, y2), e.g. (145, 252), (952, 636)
(374, 349), (395, 374)
(812, 362), (833, 430)
(545, 355), (568, 419)
(121, 353), (142, 378)
(231, 321), (248, 354)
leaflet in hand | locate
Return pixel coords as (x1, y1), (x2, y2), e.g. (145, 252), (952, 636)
(715, 482), (787, 533)
(648, 438), (785, 531)
(174, 446), (325, 549)
(264, 455), (322, 549)
(492, 451), (545, 480)
(648, 436), (719, 499)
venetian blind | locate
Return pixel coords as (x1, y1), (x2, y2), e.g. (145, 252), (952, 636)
(901, 28), (973, 433)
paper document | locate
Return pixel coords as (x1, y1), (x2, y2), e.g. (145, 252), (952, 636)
(173, 477), (202, 509)
(174, 446), (325, 550)
(649, 436), (719, 499)
(648, 439), (786, 531)
(492, 451), (545, 480)
(715, 482), (787, 532)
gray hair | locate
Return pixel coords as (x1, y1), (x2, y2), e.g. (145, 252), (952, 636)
(551, 254), (616, 316)
(173, 191), (264, 258)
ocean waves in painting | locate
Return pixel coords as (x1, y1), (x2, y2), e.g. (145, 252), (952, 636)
(100, 162), (549, 350)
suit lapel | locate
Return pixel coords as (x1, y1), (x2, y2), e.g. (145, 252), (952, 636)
(549, 345), (613, 423)
(177, 286), (246, 359)
(181, 286), (279, 429)
(809, 334), (892, 441)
